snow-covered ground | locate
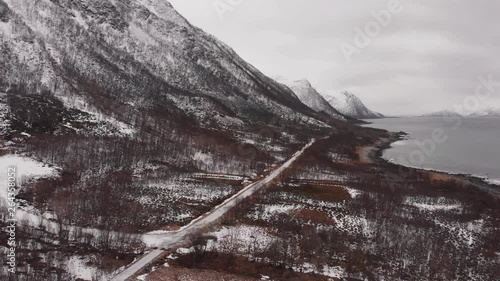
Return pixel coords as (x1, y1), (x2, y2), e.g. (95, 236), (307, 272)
(404, 196), (462, 212)
(0, 154), (59, 201)
(207, 225), (276, 254)
(142, 180), (235, 204)
(66, 256), (107, 281)
(0, 154), (142, 252)
(66, 98), (136, 137)
(111, 139), (316, 281)
(344, 187), (362, 199)
(292, 263), (346, 279)
(171, 223), (351, 280)
(246, 204), (302, 222)
(434, 218), (486, 249)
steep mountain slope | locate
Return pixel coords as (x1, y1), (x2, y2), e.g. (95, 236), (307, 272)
(0, 0), (330, 133)
(275, 78), (347, 120)
(326, 91), (384, 119)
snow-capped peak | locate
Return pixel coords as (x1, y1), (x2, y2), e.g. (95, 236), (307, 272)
(294, 79), (312, 88)
(325, 91), (384, 119)
(274, 77), (346, 120)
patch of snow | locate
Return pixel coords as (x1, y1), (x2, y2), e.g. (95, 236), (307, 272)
(344, 187), (362, 199)
(129, 22), (157, 46)
(0, 155), (141, 254)
(487, 178), (500, 186)
(66, 256), (98, 281)
(58, 95), (136, 137)
(0, 154), (58, 200)
(191, 173), (246, 181)
(434, 218), (486, 248)
(293, 262), (346, 279)
(175, 213), (192, 221)
(166, 254), (178, 260)
(326, 211), (373, 238)
(330, 152), (349, 163)
(405, 197), (462, 212)
(410, 202), (461, 212)
(208, 225), (276, 254)
(176, 247), (194, 254)
(72, 9), (88, 29)
(247, 204), (301, 222)
(193, 151), (213, 166)
(243, 139), (256, 145)
(293, 170), (349, 182)
(136, 273), (148, 281)
(144, 180), (234, 203)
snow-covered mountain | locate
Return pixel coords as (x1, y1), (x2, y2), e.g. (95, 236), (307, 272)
(1, 2), (347, 277)
(274, 78), (348, 120)
(421, 108), (500, 118)
(469, 108), (500, 117)
(325, 91), (384, 119)
(0, 0), (333, 135)
(420, 110), (462, 118)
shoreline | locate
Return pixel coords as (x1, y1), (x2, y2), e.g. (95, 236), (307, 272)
(368, 132), (500, 196)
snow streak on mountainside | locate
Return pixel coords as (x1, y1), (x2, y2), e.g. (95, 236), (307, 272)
(326, 91), (384, 119)
(274, 78), (347, 121)
(0, 0), (331, 132)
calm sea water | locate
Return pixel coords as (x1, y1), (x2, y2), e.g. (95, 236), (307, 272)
(363, 117), (500, 185)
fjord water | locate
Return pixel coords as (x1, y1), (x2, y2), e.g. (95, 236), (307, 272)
(363, 117), (500, 185)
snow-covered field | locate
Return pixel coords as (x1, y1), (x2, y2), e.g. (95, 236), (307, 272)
(0, 154), (141, 255)
(110, 140), (316, 281)
(142, 180), (235, 205)
(404, 196), (462, 212)
(0, 154), (59, 201)
(208, 225), (277, 254)
(66, 256), (102, 281)
(59, 96), (137, 137)
(246, 203), (302, 222)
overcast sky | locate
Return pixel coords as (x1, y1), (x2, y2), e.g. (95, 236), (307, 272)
(169, 0), (500, 116)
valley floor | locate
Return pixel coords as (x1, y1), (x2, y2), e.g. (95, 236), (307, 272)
(119, 129), (500, 281)
(1, 125), (499, 281)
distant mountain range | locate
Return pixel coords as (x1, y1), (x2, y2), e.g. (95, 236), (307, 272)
(421, 108), (500, 118)
(275, 78), (384, 120)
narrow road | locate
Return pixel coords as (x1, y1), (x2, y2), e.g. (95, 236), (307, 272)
(110, 139), (316, 281)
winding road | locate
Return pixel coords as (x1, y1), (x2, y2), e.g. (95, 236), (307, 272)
(110, 139), (316, 281)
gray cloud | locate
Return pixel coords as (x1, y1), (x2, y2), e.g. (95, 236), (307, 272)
(169, 0), (500, 115)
